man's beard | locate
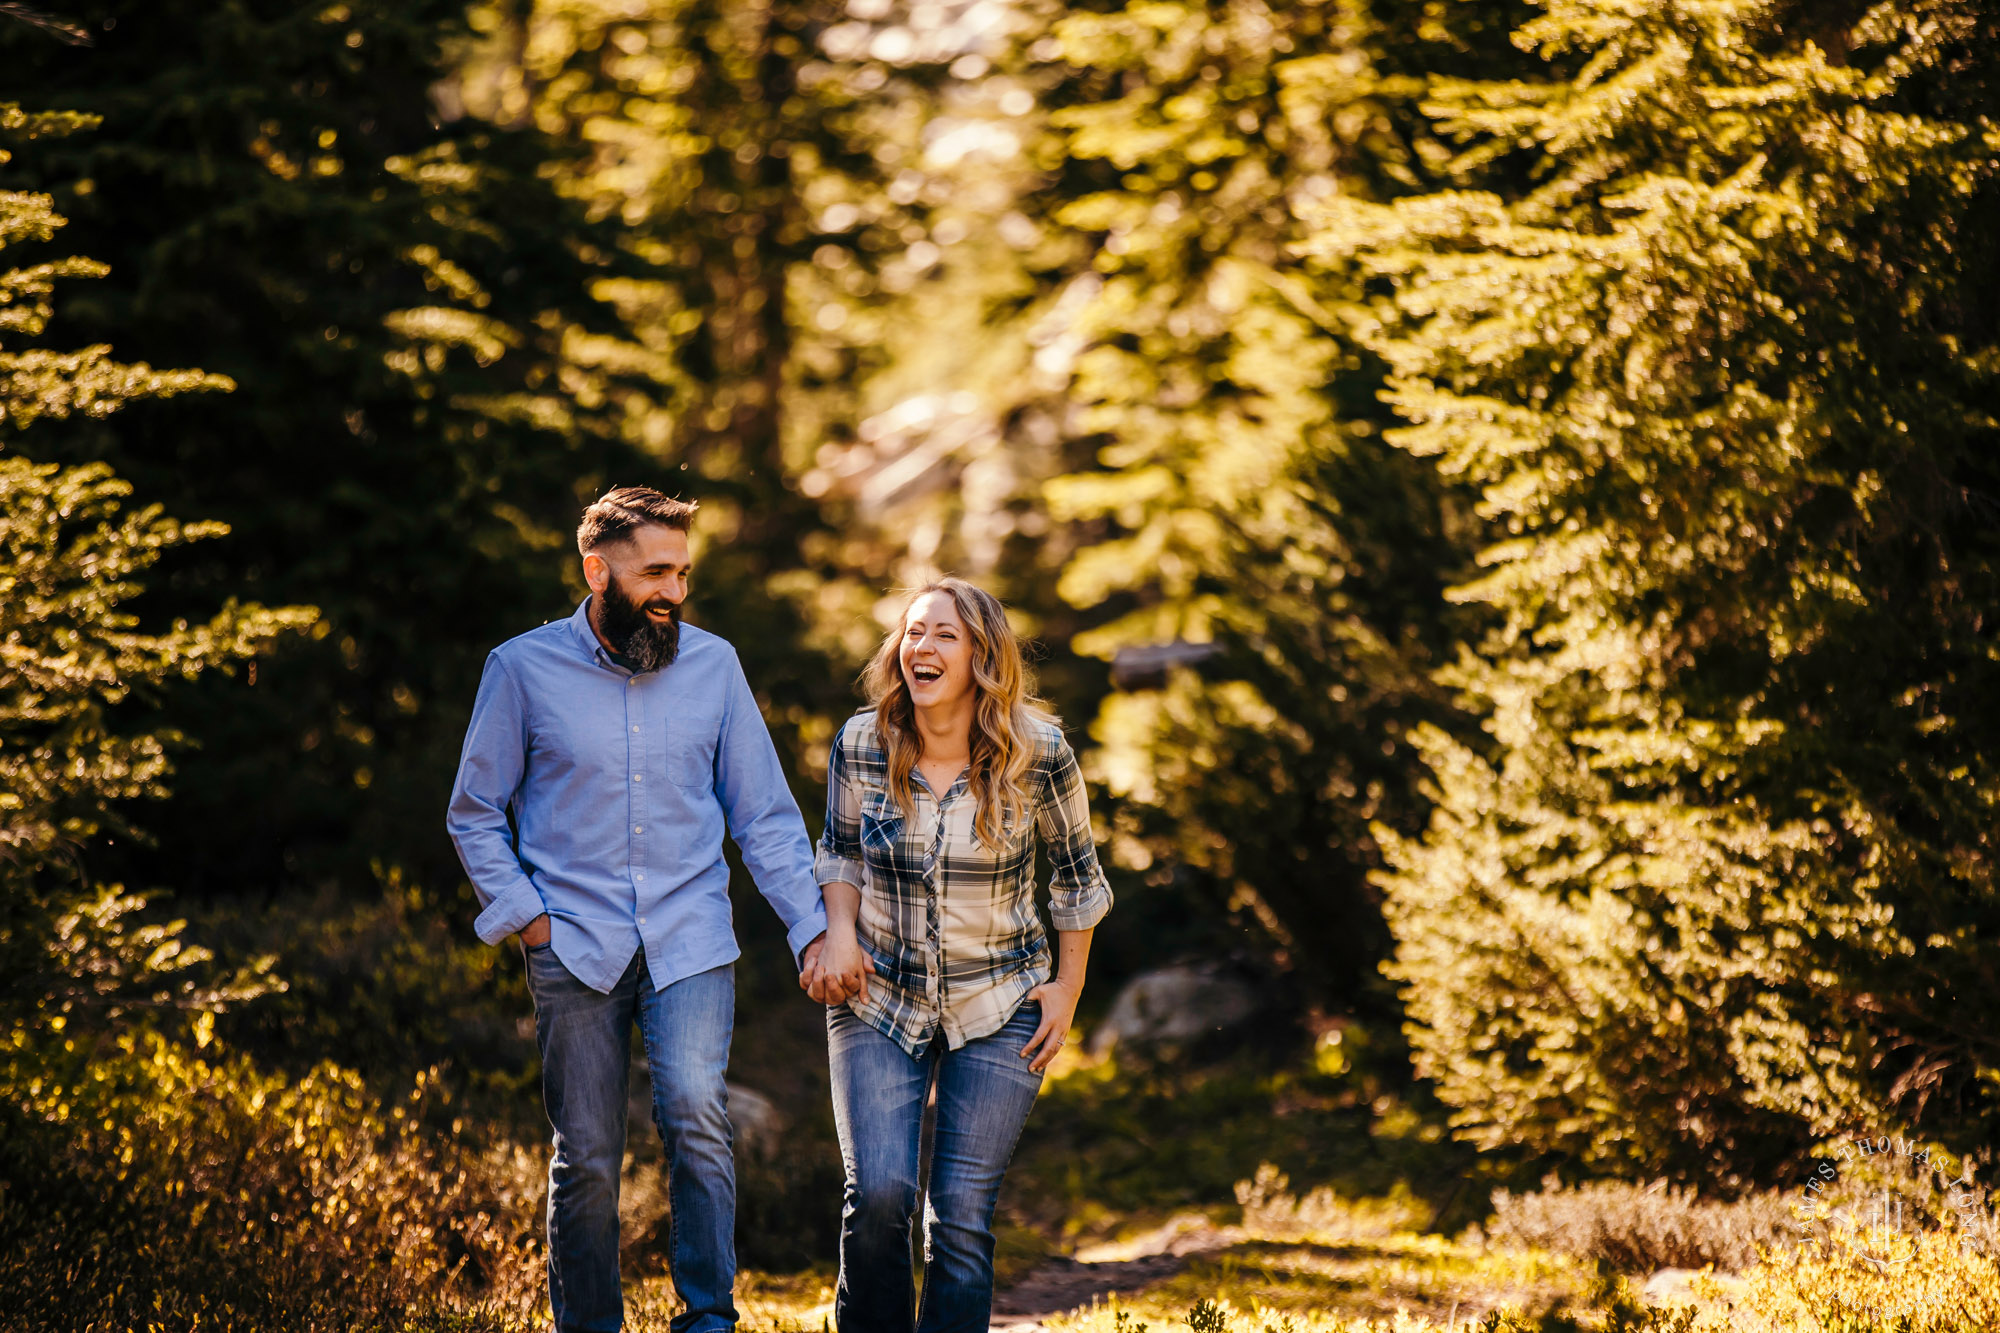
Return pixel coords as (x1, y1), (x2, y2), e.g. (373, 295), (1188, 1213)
(598, 574), (682, 672)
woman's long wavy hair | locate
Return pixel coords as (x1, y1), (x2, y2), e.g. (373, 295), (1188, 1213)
(862, 578), (1052, 851)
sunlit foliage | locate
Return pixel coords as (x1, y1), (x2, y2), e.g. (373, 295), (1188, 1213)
(0, 1024), (544, 1331)
(1, 109), (313, 1023)
(1696, 1218), (2000, 1333)
(1014, 0), (1523, 993)
(1304, 0), (2000, 1177)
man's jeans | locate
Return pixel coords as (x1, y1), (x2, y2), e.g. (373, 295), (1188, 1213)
(827, 1000), (1045, 1333)
(525, 945), (737, 1333)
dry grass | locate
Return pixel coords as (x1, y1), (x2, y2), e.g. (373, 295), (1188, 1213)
(1484, 1177), (1795, 1273)
(1690, 1220), (2000, 1333)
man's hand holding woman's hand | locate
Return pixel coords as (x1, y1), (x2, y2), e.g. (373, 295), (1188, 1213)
(798, 927), (875, 1007)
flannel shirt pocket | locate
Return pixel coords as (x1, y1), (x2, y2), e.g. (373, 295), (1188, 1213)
(859, 787), (905, 857)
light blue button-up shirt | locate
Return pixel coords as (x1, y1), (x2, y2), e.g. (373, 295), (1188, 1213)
(447, 599), (828, 994)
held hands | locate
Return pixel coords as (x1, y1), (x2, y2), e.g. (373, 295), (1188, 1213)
(798, 929), (876, 1007)
(1020, 976), (1081, 1073)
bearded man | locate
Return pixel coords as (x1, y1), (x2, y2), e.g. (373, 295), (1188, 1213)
(447, 486), (827, 1333)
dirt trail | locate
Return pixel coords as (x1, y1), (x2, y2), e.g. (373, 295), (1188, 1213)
(989, 1219), (1236, 1330)
(990, 1252), (1188, 1328)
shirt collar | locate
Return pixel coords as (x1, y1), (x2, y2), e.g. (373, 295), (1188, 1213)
(567, 597), (632, 674)
(912, 765), (971, 806)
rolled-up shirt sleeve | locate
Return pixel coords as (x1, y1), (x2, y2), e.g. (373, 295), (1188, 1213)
(1037, 732), (1113, 931)
(446, 652), (547, 945)
(815, 718), (866, 891)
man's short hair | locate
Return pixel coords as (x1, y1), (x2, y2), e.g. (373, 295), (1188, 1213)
(576, 486), (698, 556)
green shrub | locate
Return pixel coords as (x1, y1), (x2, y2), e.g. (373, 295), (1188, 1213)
(203, 874), (538, 1098)
(0, 1023), (544, 1331)
(1315, 0), (2000, 1178)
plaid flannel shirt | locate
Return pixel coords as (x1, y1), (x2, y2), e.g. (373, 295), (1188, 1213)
(814, 709), (1114, 1057)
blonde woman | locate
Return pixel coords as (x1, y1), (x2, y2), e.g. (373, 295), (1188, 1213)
(803, 578), (1113, 1333)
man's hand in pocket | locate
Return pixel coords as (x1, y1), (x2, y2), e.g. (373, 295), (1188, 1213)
(519, 914), (552, 949)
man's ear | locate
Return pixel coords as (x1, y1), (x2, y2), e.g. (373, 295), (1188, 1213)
(582, 551), (611, 594)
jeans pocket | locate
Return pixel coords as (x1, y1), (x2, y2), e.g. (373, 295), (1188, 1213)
(523, 940), (570, 1001)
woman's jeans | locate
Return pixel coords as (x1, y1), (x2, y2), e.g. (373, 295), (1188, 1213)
(525, 945), (738, 1333)
(827, 1000), (1046, 1333)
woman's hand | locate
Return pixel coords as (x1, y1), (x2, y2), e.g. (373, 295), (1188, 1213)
(1020, 976), (1081, 1073)
(809, 929), (875, 1007)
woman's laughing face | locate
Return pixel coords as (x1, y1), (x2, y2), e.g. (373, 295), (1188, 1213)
(900, 589), (973, 711)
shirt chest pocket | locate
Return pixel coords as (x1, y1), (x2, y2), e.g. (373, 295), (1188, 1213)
(668, 708), (721, 788)
(858, 788), (906, 861)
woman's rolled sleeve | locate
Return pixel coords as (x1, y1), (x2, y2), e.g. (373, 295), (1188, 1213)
(815, 718), (867, 889)
(1036, 732), (1113, 931)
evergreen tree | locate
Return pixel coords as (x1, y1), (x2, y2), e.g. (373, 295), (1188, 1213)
(1017, 0), (1514, 993)
(1, 102), (312, 1022)
(1305, 0), (2000, 1176)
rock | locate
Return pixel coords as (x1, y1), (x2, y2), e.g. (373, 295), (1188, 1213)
(1640, 1267), (1746, 1309)
(1085, 962), (1260, 1056)
(727, 1082), (786, 1158)
(630, 1063), (787, 1159)
(610, 1075), (787, 1258)
(1640, 1269), (1703, 1306)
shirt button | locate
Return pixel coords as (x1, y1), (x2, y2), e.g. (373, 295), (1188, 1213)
(627, 678), (636, 687)
(636, 872), (646, 881)
(639, 916), (647, 925)
(632, 726), (640, 733)
(634, 825), (643, 834)
(632, 773), (643, 782)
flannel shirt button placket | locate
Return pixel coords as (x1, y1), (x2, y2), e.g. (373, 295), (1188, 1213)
(923, 804), (946, 1012)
